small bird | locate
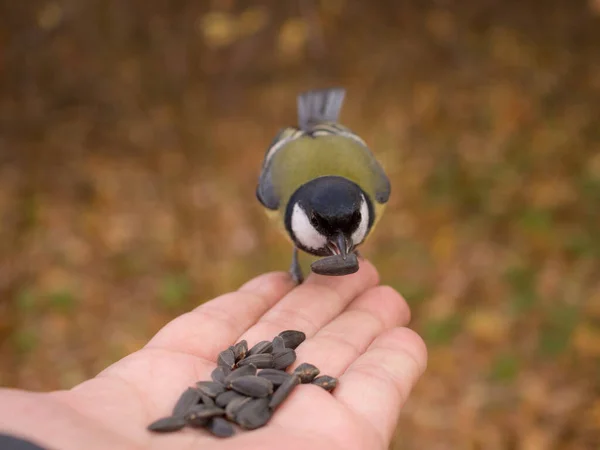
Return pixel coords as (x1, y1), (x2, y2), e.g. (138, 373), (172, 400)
(256, 88), (391, 283)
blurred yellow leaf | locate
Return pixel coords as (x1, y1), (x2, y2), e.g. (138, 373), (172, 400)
(238, 7), (269, 37)
(198, 12), (237, 48)
(465, 310), (511, 343)
(37, 3), (63, 31)
(278, 18), (309, 59)
(588, 152), (600, 179)
(431, 225), (456, 263)
(573, 324), (600, 357)
(320, 0), (345, 16)
(590, 0), (600, 15)
(425, 10), (455, 41)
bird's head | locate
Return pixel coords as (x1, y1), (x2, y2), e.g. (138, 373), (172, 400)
(285, 176), (373, 258)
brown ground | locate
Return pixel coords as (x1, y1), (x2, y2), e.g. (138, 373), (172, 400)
(1, 1), (599, 448)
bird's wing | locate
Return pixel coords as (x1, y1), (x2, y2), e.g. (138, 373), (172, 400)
(256, 127), (305, 210)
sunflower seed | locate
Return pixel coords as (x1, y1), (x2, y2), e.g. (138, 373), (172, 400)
(215, 390), (246, 408)
(148, 415), (187, 432)
(200, 393), (215, 407)
(311, 253), (359, 276)
(247, 340), (273, 356)
(293, 363), (320, 383)
(237, 353), (274, 369)
(236, 397), (272, 430)
(196, 381), (226, 398)
(184, 405), (226, 426)
(232, 340), (248, 361)
(211, 366), (229, 385)
(217, 348), (236, 369)
(278, 330), (306, 349)
(172, 387), (202, 416)
(225, 395), (252, 421)
(272, 348), (296, 370)
(257, 368), (292, 386)
(229, 375), (274, 397)
(269, 374), (301, 410)
(207, 417), (235, 438)
(224, 364), (257, 385)
(311, 375), (338, 392)
(271, 335), (285, 351)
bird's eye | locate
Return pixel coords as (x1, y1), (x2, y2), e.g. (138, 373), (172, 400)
(353, 211), (362, 222)
(310, 214), (319, 226)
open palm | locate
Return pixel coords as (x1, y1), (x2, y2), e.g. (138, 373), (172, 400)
(0, 261), (427, 450)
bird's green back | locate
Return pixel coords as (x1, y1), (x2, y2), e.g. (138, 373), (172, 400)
(269, 135), (384, 207)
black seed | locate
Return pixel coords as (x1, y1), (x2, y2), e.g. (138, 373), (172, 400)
(272, 348), (296, 370)
(247, 340), (273, 356)
(257, 368), (292, 386)
(184, 405), (226, 425)
(278, 330), (306, 349)
(236, 398), (272, 430)
(311, 375), (338, 392)
(271, 335), (285, 351)
(211, 366), (229, 385)
(172, 387), (202, 416)
(233, 340), (248, 361)
(207, 417), (235, 438)
(225, 395), (252, 421)
(224, 364), (257, 385)
(229, 375), (274, 397)
(269, 374), (301, 410)
(215, 390), (246, 408)
(148, 415), (187, 432)
(196, 381), (226, 398)
(201, 393), (215, 407)
(217, 348), (236, 369)
(237, 353), (274, 369)
(311, 253), (359, 276)
(293, 363), (320, 383)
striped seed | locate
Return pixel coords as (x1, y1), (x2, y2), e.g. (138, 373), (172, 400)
(196, 381), (226, 398)
(237, 353), (274, 369)
(293, 363), (320, 383)
(257, 369), (292, 386)
(229, 375), (274, 397)
(278, 330), (306, 349)
(207, 417), (235, 438)
(247, 340), (273, 356)
(272, 348), (296, 370)
(236, 398), (272, 430)
(269, 374), (301, 410)
(224, 364), (257, 386)
(311, 375), (338, 392)
(148, 416), (187, 432)
(172, 387), (202, 417)
(217, 348), (236, 369)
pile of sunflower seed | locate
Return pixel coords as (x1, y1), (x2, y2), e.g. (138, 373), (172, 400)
(147, 330), (338, 438)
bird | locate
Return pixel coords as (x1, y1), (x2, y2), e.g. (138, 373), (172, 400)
(256, 87), (391, 283)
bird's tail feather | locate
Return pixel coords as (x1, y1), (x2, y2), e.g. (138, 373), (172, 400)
(297, 87), (346, 131)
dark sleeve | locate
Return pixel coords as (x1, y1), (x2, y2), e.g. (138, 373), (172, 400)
(0, 433), (49, 450)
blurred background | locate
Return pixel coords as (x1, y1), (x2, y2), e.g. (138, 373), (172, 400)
(1, 0), (599, 448)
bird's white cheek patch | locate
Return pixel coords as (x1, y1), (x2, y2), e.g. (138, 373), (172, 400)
(351, 197), (370, 245)
(291, 204), (327, 250)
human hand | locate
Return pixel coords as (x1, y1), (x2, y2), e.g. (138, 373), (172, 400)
(0, 261), (427, 450)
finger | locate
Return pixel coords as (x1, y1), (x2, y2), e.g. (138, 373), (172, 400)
(145, 271), (295, 361)
(290, 285), (411, 375)
(239, 259), (379, 346)
(333, 327), (427, 443)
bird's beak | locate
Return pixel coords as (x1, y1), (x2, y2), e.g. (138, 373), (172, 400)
(334, 233), (349, 260)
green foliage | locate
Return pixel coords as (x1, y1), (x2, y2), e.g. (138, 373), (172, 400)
(13, 329), (38, 355)
(159, 274), (191, 310)
(489, 352), (520, 383)
(537, 304), (579, 357)
(47, 289), (77, 314)
(504, 265), (537, 313)
(422, 315), (462, 346)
